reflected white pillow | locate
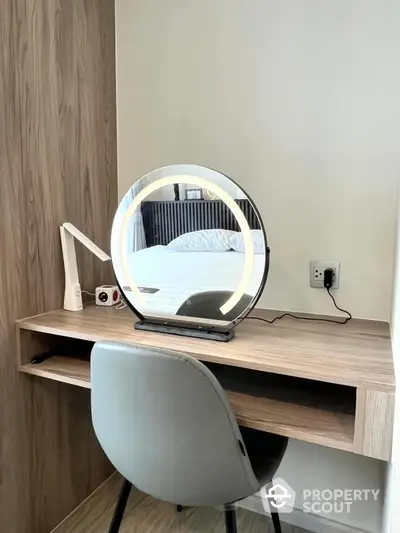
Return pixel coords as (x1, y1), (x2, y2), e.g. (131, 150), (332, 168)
(229, 230), (265, 254)
(167, 229), (236, 252)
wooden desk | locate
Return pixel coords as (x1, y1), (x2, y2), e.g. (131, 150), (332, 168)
(16, 305), (395, 461)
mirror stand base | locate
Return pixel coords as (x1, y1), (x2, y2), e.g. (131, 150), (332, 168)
(134, 320), (235, 342)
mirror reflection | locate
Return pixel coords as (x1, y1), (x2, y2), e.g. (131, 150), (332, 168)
(111, 165), (268, 326)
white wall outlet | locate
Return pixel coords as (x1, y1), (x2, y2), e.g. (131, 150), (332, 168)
(310, 260), (340, 289)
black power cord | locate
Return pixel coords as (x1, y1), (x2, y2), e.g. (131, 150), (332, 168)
(246, 268), (352, 326)
(325, 287), (352, 323)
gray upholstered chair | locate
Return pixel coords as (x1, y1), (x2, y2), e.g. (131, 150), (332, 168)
(91, 342), (288, 533)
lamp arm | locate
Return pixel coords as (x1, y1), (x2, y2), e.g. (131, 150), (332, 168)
(60, 223), (111, 312)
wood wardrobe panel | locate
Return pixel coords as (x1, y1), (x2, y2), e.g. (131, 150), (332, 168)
(0, 1), (117, 532)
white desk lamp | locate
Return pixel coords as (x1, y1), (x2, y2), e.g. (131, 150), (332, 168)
(60, 223), (111, 311)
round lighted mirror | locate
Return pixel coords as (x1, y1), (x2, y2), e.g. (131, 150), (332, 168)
(111, 165), (269, 340)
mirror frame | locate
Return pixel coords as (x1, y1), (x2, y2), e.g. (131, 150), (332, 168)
(111, 164), (270, 338)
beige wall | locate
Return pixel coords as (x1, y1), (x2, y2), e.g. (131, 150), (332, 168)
(384, 192), (400, 533)
(116, 0), (400, 321)
(116, 2), (400, 530)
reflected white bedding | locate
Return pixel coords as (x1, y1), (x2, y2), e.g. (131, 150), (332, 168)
(119, 246), (265, 317)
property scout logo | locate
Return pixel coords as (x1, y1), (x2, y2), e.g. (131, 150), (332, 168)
(260, 478), (380, 515)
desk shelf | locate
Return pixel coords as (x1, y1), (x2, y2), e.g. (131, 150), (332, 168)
(20, 356), (91, 389)
(19, 353), (355, 452)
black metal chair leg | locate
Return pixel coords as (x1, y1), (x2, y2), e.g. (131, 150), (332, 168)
(176, 504), (183, 512)
(224, 506), (237, 533)
(267, 481), (282, 533)
(266, 481), (283, 533)
(108, 478), (132, 533)
(270, 509), (282, 533)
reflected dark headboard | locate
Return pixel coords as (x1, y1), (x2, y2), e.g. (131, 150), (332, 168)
(142, 199), (260, 247)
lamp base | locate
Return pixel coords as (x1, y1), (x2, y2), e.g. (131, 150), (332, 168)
(134, 320), (235, 342)
(64, 282), (83, 311)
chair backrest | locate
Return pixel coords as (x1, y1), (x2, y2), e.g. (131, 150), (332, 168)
(91, 342), (259, 506)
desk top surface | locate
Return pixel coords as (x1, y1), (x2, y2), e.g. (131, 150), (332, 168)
(17, 305), (395, 392)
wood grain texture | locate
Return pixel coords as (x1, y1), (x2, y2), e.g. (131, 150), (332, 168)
(17, 306), (396, 460)
(51, 473), (311, 533)
(28, 378), (113, 531)
(17, 304), (395, 391)
(21, 356), (92, 389)
(19, 353), (355, 451)
(0, 1), (117, 531)
(354, 389), (395, 460)
(229, 392), (354, 452)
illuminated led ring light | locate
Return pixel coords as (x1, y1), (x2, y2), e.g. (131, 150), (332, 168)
(119, 175), (254, 316)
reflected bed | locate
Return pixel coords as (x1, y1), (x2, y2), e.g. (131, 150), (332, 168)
(122, 246), (265, 318)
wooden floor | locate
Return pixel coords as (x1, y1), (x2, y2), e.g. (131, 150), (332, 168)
(52, 474), (310, 533)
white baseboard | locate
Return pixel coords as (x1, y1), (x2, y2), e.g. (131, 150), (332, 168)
(238, 494), (369, 533)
